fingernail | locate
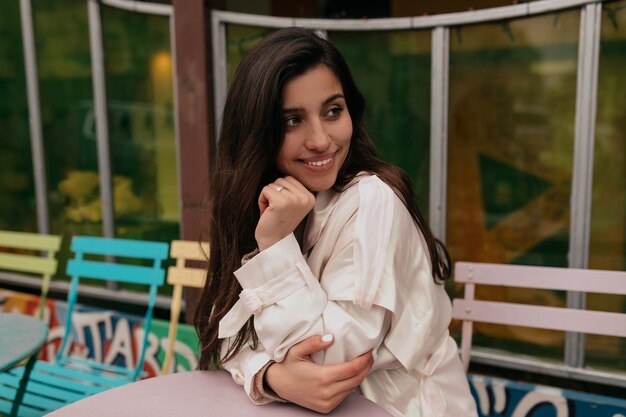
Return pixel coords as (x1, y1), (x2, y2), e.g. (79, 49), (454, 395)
(372, 349), (378, 361)
(322, 334), (333, 343)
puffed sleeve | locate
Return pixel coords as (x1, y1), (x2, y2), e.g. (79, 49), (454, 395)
(218, 229), (389, 363)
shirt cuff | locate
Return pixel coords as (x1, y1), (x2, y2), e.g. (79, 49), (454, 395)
(252, 361), (288, 404)
(234, 233), (305, 288)
(241, 248), (260, 265)
(243, 351), (270, 401)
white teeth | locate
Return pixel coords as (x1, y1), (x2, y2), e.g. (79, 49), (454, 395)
(305, 157), (332, 166)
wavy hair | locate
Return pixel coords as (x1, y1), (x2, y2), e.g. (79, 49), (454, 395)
(195, 27), (450, 370)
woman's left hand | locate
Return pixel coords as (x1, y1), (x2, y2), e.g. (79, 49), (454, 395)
(265, 335), (374, 414)
(255, 176), (315, 251)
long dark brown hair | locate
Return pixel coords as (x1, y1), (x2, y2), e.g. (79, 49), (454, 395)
(195, 27), (450, 370)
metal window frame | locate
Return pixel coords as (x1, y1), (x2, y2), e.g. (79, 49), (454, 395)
(19, 0), (49, 234)
(429, 26), (450, 243)
(566, 1), (602, 368)
(13, 0), (179, 301)
(210, 0), (621, 386)
(87, 0), (177, 244)
(87, 0), (115, 245)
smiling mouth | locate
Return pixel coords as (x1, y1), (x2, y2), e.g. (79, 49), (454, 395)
(304, 156), (333, 167)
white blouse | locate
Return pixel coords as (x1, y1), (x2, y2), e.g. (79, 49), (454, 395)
(218, 175), (478, 417)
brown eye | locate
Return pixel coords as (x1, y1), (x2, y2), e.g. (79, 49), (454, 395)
(285, 116), (300, 128)
(326, 106), (343, 118)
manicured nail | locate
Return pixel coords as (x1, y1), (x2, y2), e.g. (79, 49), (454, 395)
(322, 334), (333, 343)
(372, 349), (378, 360)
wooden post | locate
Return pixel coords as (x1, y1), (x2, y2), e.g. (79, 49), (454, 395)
(172, 0), (224, 321)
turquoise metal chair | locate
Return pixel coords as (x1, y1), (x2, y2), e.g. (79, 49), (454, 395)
(0, 236), (169, 417)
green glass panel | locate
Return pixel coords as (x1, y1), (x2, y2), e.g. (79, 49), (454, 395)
(447, 11), (580, 361)
(329, 30), (431, 214)
(225, 24), (274, 84)
(586, 0), (626, 372)
(479, 154), (551, 229)
(0, 1), (37, 232)
(35, 1), (97, 230)
(101, 7), (179, 246)
(28, 1), (99, 281)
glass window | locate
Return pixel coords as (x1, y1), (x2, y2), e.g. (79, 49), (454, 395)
(23, 2), (178, 293)
(226, 24), (274, 84)
(0, 1), (37, 233)
(30, 1), (100, 276)
(586, 0), (626, 372)
(32, 2), (180, 245)
(329, 30), (432, 214)
(447, 11), (580, 361)
(101, 6), (179, 243)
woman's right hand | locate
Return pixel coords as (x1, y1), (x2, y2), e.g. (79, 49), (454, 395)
(264, 335), (374, 414)
(255, 176), (315, 251)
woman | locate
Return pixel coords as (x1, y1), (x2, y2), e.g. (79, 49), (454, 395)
(195, 27), (477, 417)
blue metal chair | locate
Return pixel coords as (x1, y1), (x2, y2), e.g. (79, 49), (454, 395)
(0, 236), (169, 417)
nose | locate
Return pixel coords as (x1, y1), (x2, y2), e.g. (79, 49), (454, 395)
(304, 120), (331, 151)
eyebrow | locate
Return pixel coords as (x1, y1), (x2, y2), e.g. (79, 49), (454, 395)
(282, 93), (345, 113)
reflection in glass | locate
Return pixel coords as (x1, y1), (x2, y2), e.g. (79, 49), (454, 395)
(587, 0), (626, 372)
(447, 11), (580, 361)
(32, 0), (103, 261)
(226, 24), (274, 84)
(0, 1), (37, 232)
(101, 6), (179, 243)
(330, 30), (431, 214)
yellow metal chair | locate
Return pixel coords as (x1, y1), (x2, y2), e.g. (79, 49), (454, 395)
(162, 240), (209, 374)
(0, 230), (62, 319)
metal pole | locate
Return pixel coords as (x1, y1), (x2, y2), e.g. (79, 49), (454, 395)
(565, 1), (601, 368)
(19, 0), (49, 234)
(87, 0), (115, 242)
(87, 0), (118, 291)
(100, 0), (172, 15)
(429, 26), (450, 241)
(211, 13), (227, 140)
(169, 13), (183, 238)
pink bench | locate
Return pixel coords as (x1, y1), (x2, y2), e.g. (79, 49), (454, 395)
(452, 261), (626, 369)
(452, 262), (626, 415)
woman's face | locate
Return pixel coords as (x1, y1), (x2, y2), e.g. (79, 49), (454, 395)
(276, 64), (353, 193)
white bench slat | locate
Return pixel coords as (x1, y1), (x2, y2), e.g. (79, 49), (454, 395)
(453, 299), (626, 338)
(455, 261), (626, 295)
(452, 261), (626, 369)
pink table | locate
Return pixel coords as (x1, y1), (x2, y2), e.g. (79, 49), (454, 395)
(46, 370), (392, 417)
